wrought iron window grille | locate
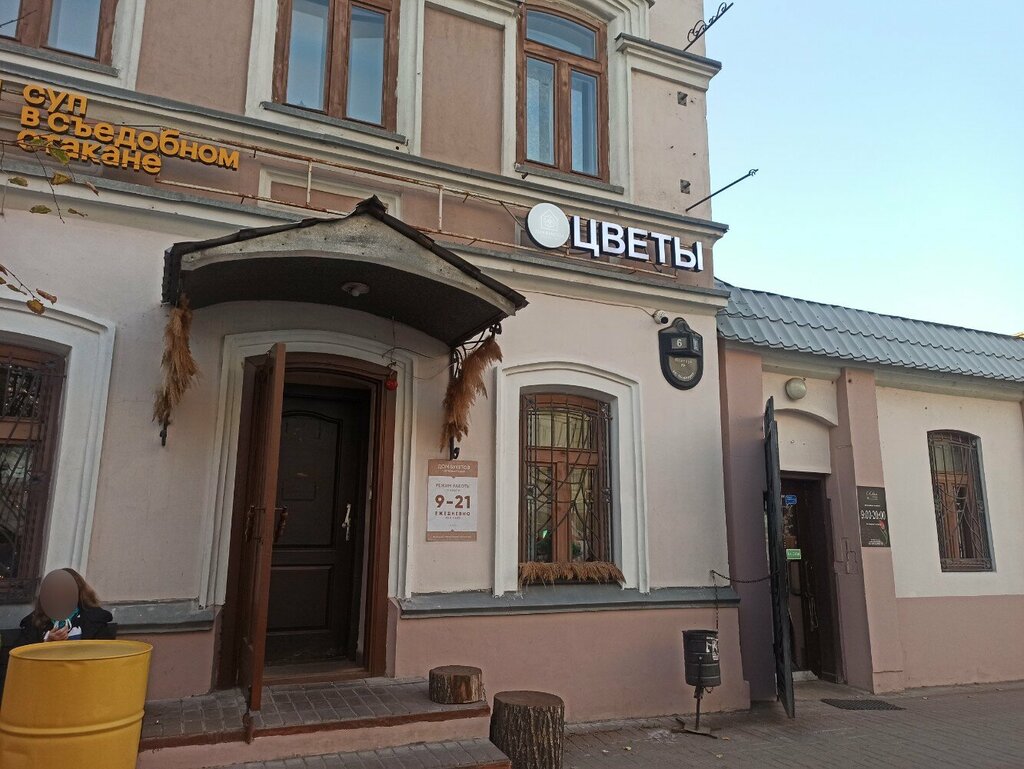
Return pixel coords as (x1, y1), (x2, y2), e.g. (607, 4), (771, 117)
(927, 430), (993, 572)
(0, 347), (66, 603)
(519, 393), (613, 569)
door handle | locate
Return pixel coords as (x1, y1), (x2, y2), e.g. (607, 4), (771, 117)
(342, 503), (352, 542)
(273, 506), (289, 543)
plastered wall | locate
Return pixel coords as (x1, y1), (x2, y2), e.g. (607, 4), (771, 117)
(648, 0), (708, 54)
(630, 70), (713, 217)
(762, 373), (837, 475)
(406, 290), (731, 594)
(876, 386), (1024, 598)
(134, 0), (256, 112)
(5, 206), (730, 607)
(420, 7), (504, 173)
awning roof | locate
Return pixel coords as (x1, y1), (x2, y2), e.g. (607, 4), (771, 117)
(162, 197), (527, 347)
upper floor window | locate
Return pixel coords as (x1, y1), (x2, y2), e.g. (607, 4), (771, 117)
(0, 0), (117, 61)
(520, 393), (621, 583)
(273, 0), (397, 128)
(927, 430), (993, 572)
(0, 344), (65, 603)
(519, 8), (607, 180)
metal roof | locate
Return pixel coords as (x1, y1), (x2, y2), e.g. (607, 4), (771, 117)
(717, 281), (1024, 383)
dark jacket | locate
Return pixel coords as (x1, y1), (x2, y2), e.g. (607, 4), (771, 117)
(16, 605), (115, 646)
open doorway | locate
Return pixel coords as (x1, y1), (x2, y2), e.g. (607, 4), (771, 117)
(780, 475), (843, 684)
(217, 350), (395, 703)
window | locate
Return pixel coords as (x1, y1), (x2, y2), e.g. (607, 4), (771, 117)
(273, 0), (397, 128)
(927, 431), (993, 572)
(0, 345), (65, 603)
(519, 393), (619, 581)
(519, 8), (607, 179)
(0, 0), (117, 62)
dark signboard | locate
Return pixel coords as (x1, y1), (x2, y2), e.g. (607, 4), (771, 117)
(858, 486), (889, 547)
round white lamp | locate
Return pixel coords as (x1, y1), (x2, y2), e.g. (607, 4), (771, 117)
(784, 377), (807, 401)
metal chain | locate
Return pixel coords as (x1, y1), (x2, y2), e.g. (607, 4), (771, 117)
(709, 569), (773, 633)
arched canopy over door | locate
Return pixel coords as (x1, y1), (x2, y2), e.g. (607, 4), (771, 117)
(162, 196), (527, 347)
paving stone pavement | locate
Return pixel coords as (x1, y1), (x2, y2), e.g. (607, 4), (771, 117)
(221, 738), (508, 769)
(564, 680), (1024, 768)
(142, 677), (483, 744)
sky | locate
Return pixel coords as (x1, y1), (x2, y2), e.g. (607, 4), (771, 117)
(702, 1), (1024, 335)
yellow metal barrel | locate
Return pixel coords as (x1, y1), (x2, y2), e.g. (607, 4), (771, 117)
(0, 640), (152, 769)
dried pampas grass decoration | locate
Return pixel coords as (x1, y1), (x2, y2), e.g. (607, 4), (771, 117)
(440, 334), (502, 449)
(153, 295), (200, 429)
(519, 561), (626, 587)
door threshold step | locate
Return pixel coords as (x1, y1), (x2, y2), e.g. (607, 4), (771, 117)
(264, 659), (368, 687)
(140, 677), (488, 750)
(209, 738), (510, 769)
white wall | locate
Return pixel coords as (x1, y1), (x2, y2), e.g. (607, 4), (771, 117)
(3, 208), (732, 608)
(877, 386), (1024, 598)
(763, 372), (837, 474)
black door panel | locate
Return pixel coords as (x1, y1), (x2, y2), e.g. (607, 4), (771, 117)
(265, 388), (370, 665)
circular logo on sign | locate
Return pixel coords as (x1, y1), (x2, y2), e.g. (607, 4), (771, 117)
(526, 203), (570, 249)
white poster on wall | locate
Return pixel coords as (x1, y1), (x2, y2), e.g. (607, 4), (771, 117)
(426, 459), (478, 541)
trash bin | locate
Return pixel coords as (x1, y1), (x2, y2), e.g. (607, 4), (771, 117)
(0, 640), (152, 769)
(682, 629), (721, 688)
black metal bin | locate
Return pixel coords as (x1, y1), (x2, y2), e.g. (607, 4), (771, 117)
(683, 629), (721, 688)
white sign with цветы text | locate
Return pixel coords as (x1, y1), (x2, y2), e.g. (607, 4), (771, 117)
(525, 202), (705, 271)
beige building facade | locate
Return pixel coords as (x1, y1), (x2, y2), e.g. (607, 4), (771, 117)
(0, 0), (751, 726)
(2, 2), (1021, 753)
(719, 284), (1024, 702)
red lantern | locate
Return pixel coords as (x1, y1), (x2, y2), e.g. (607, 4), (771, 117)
(385, 370), (398, 391)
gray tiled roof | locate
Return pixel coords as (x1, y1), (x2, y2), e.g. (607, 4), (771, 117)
(717, 282), (1024, 383)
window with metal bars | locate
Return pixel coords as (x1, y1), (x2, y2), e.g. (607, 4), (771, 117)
(0, 344), (65, 603)
(927, 430), (993, 572)
(519, 393), (613, 572)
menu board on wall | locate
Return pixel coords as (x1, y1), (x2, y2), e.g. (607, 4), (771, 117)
(426, 459), (478, 542)
(858, 486), (890, 547)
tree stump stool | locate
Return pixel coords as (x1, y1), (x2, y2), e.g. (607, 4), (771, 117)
(489, 690), (564, 769)
(428, 665), (484, 704)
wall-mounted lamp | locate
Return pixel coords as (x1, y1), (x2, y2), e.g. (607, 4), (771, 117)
(342, 281), (370, 297)
(784, 377), (807, 401)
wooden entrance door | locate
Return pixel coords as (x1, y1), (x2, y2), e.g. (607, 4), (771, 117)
(781, 476), (842, 683)
(220, 353), (396, 693)
(265, 387), (370, 665)
(234, 344), (287, 713)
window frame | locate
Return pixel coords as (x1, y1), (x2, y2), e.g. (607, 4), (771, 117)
(926, 430), (994, 573)
(0, 0), (117, 63)
(271, 0), (399, 130)
(517, 5), (609, 182)
(0, 343), (66, 604)
(518, 392), (614, 568)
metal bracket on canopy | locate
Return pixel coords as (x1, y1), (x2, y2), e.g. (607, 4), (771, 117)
(445, 323), (503, 461)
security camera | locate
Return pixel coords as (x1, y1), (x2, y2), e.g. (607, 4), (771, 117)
(652, 310), (670, 325)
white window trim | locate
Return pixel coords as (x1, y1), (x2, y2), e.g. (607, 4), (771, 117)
(0, 298), (115, 580)
(199, 329), (417, 608)
(244, 0), (420, 151)
(0, 0), (146, 90)
(493, 360), (650, 596)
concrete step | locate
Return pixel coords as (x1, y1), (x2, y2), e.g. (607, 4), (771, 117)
(206, 738), (510, 769)
(137, 677), (491, 769)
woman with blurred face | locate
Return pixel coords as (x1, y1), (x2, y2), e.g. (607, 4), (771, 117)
(16, 568), (114, 645)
